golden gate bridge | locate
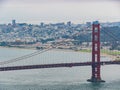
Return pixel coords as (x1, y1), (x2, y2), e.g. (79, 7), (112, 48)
(0, 21), (120, 83)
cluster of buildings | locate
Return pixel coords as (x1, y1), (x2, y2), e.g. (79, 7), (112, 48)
(0, 20), (120, 50)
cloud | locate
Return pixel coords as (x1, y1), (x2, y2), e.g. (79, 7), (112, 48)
(1, 0), (120, 4)
(0, 0), (119, 24)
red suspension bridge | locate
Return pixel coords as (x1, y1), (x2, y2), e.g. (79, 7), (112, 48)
(0, 21), (120, 83)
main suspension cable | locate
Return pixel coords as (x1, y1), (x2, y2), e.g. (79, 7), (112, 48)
(0, 48), (53, 65)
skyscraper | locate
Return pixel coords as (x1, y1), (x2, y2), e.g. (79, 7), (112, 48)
(12, 19), (16, 26)
(67, 21), (71, 26)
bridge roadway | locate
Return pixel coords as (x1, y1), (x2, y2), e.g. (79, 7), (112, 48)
(0, 61), (120, 71)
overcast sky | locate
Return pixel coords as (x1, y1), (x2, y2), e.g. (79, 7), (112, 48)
(0, 0), (120, 24)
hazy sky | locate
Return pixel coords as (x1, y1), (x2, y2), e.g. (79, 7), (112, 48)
(0, 0), (120, 24)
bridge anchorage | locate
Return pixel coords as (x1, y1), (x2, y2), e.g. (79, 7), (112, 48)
(87, 21), (105, 83)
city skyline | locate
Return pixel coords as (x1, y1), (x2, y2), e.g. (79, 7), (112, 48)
(0, 0), (120, 24)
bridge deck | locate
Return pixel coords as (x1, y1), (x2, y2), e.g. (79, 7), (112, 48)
(0, 61), (120, 71)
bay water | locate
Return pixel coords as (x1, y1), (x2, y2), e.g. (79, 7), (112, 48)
(0, 47), (120, 90)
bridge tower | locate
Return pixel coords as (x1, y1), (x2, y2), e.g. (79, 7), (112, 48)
(87, 21), (105, 82)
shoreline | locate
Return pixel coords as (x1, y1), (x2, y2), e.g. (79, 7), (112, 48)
(0, 46), (119, 60)
(0, 46), (36, 50)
